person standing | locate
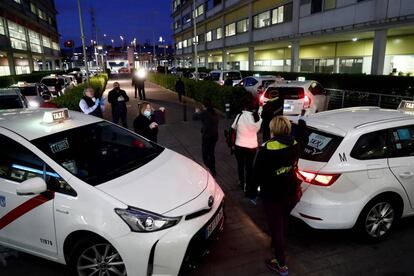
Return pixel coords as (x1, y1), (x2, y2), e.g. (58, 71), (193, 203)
(79, 87), (105, 118)
(133, 102), (163, 142)
(132, 69), (146, 100)
(54, 76), (63, 96)
(224, 76), (233, 86)
(261, 89), (284, 142)
(108, 82), (129, 128)
(251, 116), (301, 276)
(175, 77), (185, 102)
(232, 97), (261, 191)
(193, 98), (219, 176)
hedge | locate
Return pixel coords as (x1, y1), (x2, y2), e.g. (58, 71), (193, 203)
(52, 73), (108, 111)
(0, 71), (65, 88)
(148, 72), (250, 113)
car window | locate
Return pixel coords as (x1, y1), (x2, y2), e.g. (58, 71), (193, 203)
(210, 72), (220, 81)
(278, 87), (305, 99)
(351, 130), (390, 160)
(309, 82), (325, 95)
(0, 134), (76, 196)
(32, 121), (164, 186)
(0, 95), (24, 109)
(18, 86), (37, 96)
(301, 128), (343, 162)
(389, 126), (414, 158)
(225, 72), (241, 80)
(245, 78), (258, 87)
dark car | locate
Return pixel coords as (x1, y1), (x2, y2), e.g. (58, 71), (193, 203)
(10, 82), (52, 108)
(0, 88), (28, 110)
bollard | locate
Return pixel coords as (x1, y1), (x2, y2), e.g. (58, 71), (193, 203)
(183, 99), (187, 122)
(225, 103), (231, 119)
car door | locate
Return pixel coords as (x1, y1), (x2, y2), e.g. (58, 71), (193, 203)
(0, 134), (57, 256)
(387, 125), (414, 209)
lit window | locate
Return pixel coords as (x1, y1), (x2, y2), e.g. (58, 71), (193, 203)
(216, 27), (222, 39)
(324, 0), (336, 10)
(253, 11), (271, 29)
(195, 4), (204, 17)
(52, 42), (60, 51)
(183, 40), (187, 48)
(272, 6), (284, 24)
(14, 0), (21, 3)
(8, 21), (27, 50)
(30, 3), (37, 13)
(206, 31), (212, 42)
(0, 17), (5, 35)
(38, 8), (45, 20)
(42, 35), (51, 48)
(225, 23), (236, 37)
(236, 19), (249, 33)
(28, 30), (42, 53)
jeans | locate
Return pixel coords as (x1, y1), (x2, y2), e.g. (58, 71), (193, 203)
(202, 136), (218, 176)
(234, 146), (257, 191)
(135, 86), (146, 100)
(263, 196), (299, 266)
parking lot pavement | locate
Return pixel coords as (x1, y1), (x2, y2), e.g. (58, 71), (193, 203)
(1, 77), (414, 276)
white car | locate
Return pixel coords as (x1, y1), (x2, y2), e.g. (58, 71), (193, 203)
(261, 80), (328, 116)
(292, 105), (414, 241)
(40, 75), (69, 97)
(10, 82), (52, 108)
(0, 108), (225, 275)
(209, 70), (242, 86)
(237, 75), (283, 97)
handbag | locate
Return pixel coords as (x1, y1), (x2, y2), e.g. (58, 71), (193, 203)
(224, 113), (242, 154)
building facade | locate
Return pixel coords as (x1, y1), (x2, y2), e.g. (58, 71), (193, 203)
(0, 0), (60, 76)
(172, 0), (414, 75)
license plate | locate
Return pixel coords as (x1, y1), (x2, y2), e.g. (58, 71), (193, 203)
(205, 207), (224, 239)
(284, 104), (293, 111)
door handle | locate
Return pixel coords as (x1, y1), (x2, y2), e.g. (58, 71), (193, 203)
(399, 172), (414, 179)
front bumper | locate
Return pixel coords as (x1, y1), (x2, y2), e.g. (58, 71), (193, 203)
(113, 191), (225, 276)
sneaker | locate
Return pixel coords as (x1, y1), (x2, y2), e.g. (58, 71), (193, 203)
(265, 258), (288, 276)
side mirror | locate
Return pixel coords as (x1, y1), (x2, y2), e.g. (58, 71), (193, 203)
(16, 177), (47, 196)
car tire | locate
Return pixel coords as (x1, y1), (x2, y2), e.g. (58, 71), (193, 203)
(68, 237), (127, 276)
(355, 196), (398, 242)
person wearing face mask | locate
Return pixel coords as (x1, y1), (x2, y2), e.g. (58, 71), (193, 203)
(108, 82), (129, 128)
(133, 102), (164, 142)
(79, 87), (105, 118)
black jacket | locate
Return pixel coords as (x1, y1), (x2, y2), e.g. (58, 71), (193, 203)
(82, 96), (103, 118)
(261, 97), (284, 142)
(193, 108), (219, 140)
(133, 114), (158, 142)
(175, 79), (185, 95)
(251, 135), (300, 201)
(108, 89), (129, 111)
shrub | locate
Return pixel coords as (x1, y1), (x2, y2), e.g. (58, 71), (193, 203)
(52, 73), (108, 111)
(148, 73), (250, 113)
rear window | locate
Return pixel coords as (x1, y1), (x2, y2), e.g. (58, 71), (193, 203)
(262, 80), (275, 88)
(210, 72), (220, 81)
(301, 128), (343, 162)
(264, 87), (305, 99)
(41, 78), (64, 87)
(224, 72), (241, 80)
(18, 86), (37, 96)
(0, 95), (24, 109)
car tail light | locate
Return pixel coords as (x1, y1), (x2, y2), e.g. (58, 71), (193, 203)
(303, 95), (311, 108)
(297, 170), (340, 187)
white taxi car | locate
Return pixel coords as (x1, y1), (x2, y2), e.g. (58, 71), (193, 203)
(261, 80), (328, 116)
(0, 108), (224, 275)
(292, 104), (414, 241)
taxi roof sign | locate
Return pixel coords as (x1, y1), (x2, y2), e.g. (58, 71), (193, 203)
(43, 108), (70, 124)
(398, 100), (414, 115)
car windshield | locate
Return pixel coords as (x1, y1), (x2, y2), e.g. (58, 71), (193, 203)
(18, 86), (37, 96)
(41, 78), (64, 86)
(298, 127), (343, 162)
(31, 121), (164, 186)
(109, 61), (126, 67)
(210, 72), (220, 80)
(225, 72), (241, 80)
(0, 95), (24, 109)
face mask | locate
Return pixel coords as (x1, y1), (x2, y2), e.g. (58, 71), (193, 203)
(143, 110), (151, 117)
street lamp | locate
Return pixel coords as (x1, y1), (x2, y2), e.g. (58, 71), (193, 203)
(111, 39), (114, 48)
(77, 0), (89, 86)
(159, 36), (168, 75)
(120, 35), (124, 49)
(192, 0), (198, 79)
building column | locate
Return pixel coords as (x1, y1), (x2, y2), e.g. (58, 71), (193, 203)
(204, 52), (209, 69)
(28, 54), (34, 73)
(222, 50), (228, 70)
(51, 59), (56, 71)
(248, 46), (254, 71)
(42, 56), (47, 71)
(290, 41), (300, 72)
(371, 29), (387, 75)
(7, 53), (16, 75)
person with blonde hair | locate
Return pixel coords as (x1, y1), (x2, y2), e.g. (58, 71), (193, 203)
(251, 116), (301, 276)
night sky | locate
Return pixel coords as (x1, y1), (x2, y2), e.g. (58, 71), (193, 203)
(55, 0), (173, 48)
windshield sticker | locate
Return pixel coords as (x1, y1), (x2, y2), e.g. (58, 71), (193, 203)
(62, 160), (78, 175)
(0, 195), (5, 207)
(49, 138), (69, 154)
(308, 133), (332, 150)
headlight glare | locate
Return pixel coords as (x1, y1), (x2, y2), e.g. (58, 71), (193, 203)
(115, 207), (181, 232)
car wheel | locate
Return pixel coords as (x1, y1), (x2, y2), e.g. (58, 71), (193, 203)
(356, 198), (397, 242)
(69, 238), (127, 276)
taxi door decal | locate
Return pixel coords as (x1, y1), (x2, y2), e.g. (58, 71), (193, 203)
(0, 192), (54, 230)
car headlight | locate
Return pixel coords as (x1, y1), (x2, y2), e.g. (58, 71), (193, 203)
(115, 207), (181, 232)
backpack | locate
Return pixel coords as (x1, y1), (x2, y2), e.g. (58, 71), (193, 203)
(224, 113), (242, 154)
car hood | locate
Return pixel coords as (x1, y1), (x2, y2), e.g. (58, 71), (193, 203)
(96, 149), (208, 214)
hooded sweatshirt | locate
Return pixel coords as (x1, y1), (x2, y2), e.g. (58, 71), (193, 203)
(251, 135), (301, 201)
